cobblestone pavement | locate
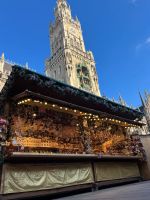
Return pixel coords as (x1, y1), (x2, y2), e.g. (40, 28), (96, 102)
(56, 181), (150, 200)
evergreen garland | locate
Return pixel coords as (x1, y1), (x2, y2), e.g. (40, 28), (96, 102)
(0, 65), (144, 121)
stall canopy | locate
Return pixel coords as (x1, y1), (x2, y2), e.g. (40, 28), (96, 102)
(0, 65), (143, 122)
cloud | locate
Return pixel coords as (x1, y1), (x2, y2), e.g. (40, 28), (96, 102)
(136, 43), (142, 51)
(145, 37), (150, 44)
(136, 36), (150, 52)
(131, 0), (140, 5)
(131, 0), (137, 3)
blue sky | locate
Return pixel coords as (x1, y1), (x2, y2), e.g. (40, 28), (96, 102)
(0, 0), (150, 107)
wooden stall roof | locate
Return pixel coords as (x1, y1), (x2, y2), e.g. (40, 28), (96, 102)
(0, 65), (143, 121)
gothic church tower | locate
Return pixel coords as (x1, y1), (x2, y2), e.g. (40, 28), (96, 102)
(0, 53), (12, 92)
(45, 0), (100, 96)
(140, 91), (150, 133)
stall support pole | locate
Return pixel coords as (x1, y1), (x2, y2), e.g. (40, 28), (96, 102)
(91, 161), (98, 192)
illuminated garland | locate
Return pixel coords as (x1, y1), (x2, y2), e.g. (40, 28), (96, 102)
(17, 98), (140, 128)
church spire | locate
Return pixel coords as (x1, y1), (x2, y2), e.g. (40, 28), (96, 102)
(139, 91), (150, 132)
(139, 92), (146, 108)
(119, 95), (126, 106)
(1, 52), (5, 63)
(57, 0), (67, 3)
(56, 0), (68, 9)
(55, 0), (71, 20)
(144, 90), (150, 102)
(0, 52), (5, 73)
(25, 62), (29, 69)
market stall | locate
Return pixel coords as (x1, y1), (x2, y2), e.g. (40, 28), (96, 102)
(5, 91), (144, 157)
(0, 66), (145, 199)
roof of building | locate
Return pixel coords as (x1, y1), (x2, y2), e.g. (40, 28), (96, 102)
(0, 65), (143, 122)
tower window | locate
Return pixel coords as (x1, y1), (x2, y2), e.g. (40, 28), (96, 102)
(70, 38), (73, 45)
(59, 66), (61, 74)
(54, 70), (56, 78)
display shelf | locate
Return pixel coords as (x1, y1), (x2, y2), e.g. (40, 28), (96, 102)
(5, 152), (142, 162)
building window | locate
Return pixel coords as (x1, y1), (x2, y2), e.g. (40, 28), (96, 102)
(59, 66), (61, 74)
(76, 64), (91, 91)
(54, 70), (56, 78)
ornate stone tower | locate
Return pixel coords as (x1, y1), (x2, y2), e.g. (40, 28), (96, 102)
(139, 91), (150, 134)
(45, 0), (100, 96)
(0, 53), (5, 73)
(0, 53), (12, 92)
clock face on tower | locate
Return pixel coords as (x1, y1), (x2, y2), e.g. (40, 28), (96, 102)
(76, 64), (92, 91)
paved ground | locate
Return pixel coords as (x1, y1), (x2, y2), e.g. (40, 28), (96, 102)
(56, 181), (150, 200)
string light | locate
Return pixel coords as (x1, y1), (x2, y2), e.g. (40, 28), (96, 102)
(34, 100), (39, 103)
(16, 99), (141, 129)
